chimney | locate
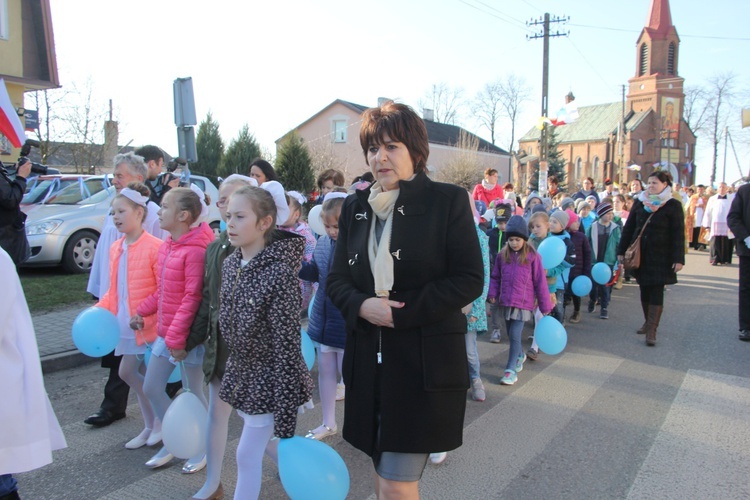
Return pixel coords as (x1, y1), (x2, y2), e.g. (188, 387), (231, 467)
(377, 97), (390, 107)
(103, 99), (118, 172)
(423, 108), (435, 122)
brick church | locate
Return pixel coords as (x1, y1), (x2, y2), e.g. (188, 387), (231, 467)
(515, 0), (697, 191)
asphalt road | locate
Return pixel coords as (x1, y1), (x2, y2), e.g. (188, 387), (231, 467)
(15, 250), (750, 499)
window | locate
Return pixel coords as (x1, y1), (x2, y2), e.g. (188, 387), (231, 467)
(0, 0), (8, 41)
(575, 157), (582, 181)
(333, 120), (347, 143)
(528, 146), (533, 155)
(637, 139), (644, 155)
(684, 142), (690, 158)
(668, 42), (676, 75)
(592, 156), (600, 177)
(639, 43), (648, 76)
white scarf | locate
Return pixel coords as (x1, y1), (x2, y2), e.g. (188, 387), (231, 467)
(482, 179), (496, 191)
(639, 186), (672, 212)
(367, 182), (400, 297)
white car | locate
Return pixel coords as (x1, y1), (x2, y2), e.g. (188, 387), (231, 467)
(23, 174), (221, 273)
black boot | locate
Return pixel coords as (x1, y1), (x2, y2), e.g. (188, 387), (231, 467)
(645, 305), (663, 346)
(636, 301), (649, 334)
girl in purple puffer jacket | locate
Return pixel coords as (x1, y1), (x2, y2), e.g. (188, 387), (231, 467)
(488, 216), (553, 386)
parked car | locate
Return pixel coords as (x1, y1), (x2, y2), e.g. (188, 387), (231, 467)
(153, 173), (222, 235)
(21, 174), (91, 212)
(23, 174), (221, 273)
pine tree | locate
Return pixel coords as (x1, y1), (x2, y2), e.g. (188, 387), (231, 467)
(193, 111), (224, 183)
(529, 126), (567, 192)
(275, 131), (315, 193)
(219, 124), (261, 178)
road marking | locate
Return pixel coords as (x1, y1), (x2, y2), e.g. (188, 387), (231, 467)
(627, 369), (750, 499)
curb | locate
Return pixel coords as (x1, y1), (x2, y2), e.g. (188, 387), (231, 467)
(41, 350), (97, 374)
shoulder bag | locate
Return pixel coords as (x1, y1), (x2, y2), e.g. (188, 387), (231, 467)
(623, 213), (654, 271)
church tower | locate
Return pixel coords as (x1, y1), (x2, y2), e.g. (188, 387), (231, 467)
(627, 0), (684, 165)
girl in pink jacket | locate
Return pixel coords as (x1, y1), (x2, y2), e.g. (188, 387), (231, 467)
(96, 183), (162, 450)
(131, 187), (214, 472)
(488, 216), (553, 386)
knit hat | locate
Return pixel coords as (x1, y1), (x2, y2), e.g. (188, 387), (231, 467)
(560, 197), (575, 211)
(604, 178), (613, 186)
(565, 209), (579, 228)
(550, 209), (570, 230)
(576, 199), (590, 213)
(531, 204), (547, 215)
(526, 191), (542, 207)
(494, 203), (512, 223)
(505, 215), (529, 241)
(585, 194), (598, 206)
(542, 197), (553, 210)
(596, 201), (613, 218)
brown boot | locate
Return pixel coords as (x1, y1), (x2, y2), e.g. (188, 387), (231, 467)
(636, 301), (649, 334)
(645, 305), (663, 346)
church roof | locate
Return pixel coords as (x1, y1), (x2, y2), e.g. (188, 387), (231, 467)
(646, 0), (673, 36)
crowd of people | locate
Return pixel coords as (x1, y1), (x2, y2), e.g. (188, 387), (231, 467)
(1, 99), (748, 500)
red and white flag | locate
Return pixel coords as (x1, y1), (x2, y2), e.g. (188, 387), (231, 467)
(0, 78), (27, 148)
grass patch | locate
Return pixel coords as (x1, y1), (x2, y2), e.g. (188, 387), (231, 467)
(19, 269), (94, 314)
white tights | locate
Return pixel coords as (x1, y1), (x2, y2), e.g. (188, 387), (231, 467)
(234, 413), (278, 500)
(317, 350), (343, 429)
(119, 354), (155, 431)
(193, 377), (232, 499)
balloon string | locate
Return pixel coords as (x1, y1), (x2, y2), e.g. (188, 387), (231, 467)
(179, 360), (191, 394)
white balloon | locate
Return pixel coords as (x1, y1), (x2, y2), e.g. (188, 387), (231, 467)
(308, 204), (326, 236)
(162, 391), (208, 459)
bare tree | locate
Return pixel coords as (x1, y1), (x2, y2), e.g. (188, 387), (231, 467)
(497, 74), (531, 152)
(61, 80), (109, 174)
(437, 129), (483, 191)
(705, 73), (736, 185)
(26, 88), (70, 163)
(472, 80), (503, 145)
(419, 82), (465, 125)
(307, 139), (347, 179)
(683, 85), (711, 136)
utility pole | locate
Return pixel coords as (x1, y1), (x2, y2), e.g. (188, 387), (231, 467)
(619, 85), (626, 186)
(722, 126), (728, 183)
(527, 13), (569, 194)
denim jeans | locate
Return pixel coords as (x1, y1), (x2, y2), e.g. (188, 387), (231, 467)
(0, 474), (17, 496)
(504, 319), (525, 371)
(591, 284), (612, 309)
(551, 289), (565, 322)
(465, 330), (480, 380)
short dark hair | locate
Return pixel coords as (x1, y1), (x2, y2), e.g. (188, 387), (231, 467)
(248, 158), (277, 181)
(583, 177), (595, 185)
(548, 175), (558, 185)
(648, 170), (673, 187)
(359, 101), (429, 174)
(317, 169), (345, 190)
(134, 145), (164, 163)
(484, 168), (498, 177)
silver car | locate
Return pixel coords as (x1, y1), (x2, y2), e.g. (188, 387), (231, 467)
(23, 174), (222, 273)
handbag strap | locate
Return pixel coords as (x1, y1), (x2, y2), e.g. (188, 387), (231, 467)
(634, 213), (655, 240)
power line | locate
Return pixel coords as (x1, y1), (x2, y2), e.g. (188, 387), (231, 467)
(458, 0), (533, 33)
(565, 37), (618, 93)
(569, 22), (750, 41)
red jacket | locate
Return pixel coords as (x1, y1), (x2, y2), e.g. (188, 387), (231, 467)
(96, 232), (163, 345)
(472, 182), (504, 207)
(137, 223), (214, 350)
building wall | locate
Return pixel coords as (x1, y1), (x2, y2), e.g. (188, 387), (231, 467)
(0, 0), (24, 77)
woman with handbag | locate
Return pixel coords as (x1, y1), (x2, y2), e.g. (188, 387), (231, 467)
(617, 171), (685, 346)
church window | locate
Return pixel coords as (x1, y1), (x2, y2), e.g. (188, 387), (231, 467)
(639, 43), (648, 76)
(637, 139), (644, 155)
(668, 42), (676, 75)
(575, 157), (582, 181)
(684, 142), (690, 158)
(592, 156), (600, 177)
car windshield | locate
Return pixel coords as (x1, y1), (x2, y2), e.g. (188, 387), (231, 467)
(44, 178), (112, 205)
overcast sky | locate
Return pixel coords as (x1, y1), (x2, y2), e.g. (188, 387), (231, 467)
(45, 0), (750, 185)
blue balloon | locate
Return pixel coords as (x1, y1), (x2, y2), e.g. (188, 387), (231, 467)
(279, 436), (350, 500)
(71, 307), (119, 357)
(591, 262), (612, 285)
(300, 329), (315, 371)
(144, 348), (182, 383)
(538, 237), (566, 269)
(534, 316), (567, 355)
(571, 275), (593, 296)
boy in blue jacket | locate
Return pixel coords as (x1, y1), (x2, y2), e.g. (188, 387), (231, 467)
(586, 202), (622, 319)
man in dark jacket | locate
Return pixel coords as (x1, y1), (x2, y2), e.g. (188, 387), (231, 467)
(727, 182), (750, 341)
(0, 159), (31, 266)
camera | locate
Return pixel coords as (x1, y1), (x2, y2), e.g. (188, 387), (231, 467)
(17, 139), (50, 176)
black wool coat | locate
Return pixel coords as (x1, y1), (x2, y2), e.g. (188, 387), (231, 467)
(727, 183), (750, 258)
(327, 172), (484, 456)
(618, 197), (685, 286)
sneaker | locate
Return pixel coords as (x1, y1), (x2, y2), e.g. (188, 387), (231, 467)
(527, 347), (538, 360)
(600, 308), (609, 319)
(500, 370), (518, 385)
(470, 378), (486, 401)
(429, 452), (448, 465)
(335, 382), (345, 401)
(569, 310), (582, 323)
(515, 353), (527, 373)
(304, 424), (337, 440)
(489, 329), (501, 343)
(588, 300), (596, 313)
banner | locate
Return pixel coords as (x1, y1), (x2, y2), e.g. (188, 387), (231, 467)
(0, 78), (27, 148)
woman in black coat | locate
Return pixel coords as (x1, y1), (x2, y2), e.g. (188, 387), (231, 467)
(327, 101), (483, 498)
(617, 171), (685, 346)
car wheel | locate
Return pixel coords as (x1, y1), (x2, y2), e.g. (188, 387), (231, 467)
(61, 230), (99, 274)
(210, 221), (221, 238)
